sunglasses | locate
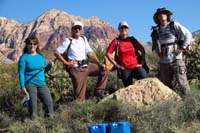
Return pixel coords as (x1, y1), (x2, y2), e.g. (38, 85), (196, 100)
(28, 42), (37, 46)
(73, 26), (82, 30)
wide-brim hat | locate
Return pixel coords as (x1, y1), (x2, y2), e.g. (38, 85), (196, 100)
(153, 7), (173, 24)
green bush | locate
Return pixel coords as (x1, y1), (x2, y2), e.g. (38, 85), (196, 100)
(0, 63), (23, 116)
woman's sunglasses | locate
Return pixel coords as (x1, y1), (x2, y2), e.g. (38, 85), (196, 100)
(28, 42), (37, 46)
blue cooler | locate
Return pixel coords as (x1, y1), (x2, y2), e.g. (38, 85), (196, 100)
(88, 123), (107, 133)
(107, 121), (131, 133)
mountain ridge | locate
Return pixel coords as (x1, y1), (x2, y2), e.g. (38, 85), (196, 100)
(0, 9), (118, 62)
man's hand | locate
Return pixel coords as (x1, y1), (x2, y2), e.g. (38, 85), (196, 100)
(98, 63), (107, 70)
(66, 60), (77, 65)
(175, 49), (184, 55)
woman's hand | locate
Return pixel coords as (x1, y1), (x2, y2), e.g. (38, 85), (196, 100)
(21, 88), (28, 95)
(115, 63), (125, 70)
(49, 60), (55, 67)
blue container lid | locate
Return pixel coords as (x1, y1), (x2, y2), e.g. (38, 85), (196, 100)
(88, 123), (108, 133)
(107, 121), (131, 133)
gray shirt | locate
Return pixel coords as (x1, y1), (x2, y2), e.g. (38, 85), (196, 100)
(158, 21), (192, 63)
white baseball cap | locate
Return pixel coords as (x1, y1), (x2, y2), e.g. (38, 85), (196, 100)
(118, 21), (129, 30)
(72, 21), (84, 28)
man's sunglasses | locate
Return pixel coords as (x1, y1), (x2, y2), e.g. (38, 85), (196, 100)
(73, 26), (82, 30)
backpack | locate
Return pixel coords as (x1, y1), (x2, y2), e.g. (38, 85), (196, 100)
(151, 21), (193, 52)
(105, 36), (149, 73)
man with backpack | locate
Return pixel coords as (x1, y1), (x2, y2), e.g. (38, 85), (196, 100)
(54, 21), (108, 101)
(106, 21), (148, 87)
(151, 7), (193, 97)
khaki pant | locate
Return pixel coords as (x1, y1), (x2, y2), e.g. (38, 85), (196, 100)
(69, 63), (109, 101)
(159, 59), (191, 96)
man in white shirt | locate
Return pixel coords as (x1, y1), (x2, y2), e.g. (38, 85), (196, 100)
(54, 21), (108, 101)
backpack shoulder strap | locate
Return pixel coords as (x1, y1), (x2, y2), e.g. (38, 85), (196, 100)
(129, 36), (139, 51)
(80, 35), (86, 44)
(114, 37), (120, 56)
(65, 36), (87, 57)
(65, 37), (73, 58)
(151, 25), (160, 39)
(169, 21), (178, 38)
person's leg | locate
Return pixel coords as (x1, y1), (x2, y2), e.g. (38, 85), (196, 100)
(132, 66), (147, 80)
(69, 67), (88, 101)
(26, 83), (38, 118)
(172, 59), (191, 96)
(159, 63), (173, 89)
(38, 85), (54, 117)
(87, 63), (109, 95)
(121, 69), (132, 87)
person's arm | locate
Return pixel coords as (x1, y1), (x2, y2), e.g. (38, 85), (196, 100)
(106, 52), (120, 69)
(174, 22), (193, 53)
(54, 39), (77, 66)
(106, 39), (123, 69)
(84, 37), (105, 69)
(18, 55), (28, 95)
(54, 51), (77, 66)
(88, 52), (106, 69)
(44, 59), (55, 73)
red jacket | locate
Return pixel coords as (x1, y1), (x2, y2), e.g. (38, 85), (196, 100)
(107, 37), (144, 69)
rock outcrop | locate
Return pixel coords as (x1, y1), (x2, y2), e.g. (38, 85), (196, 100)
(101, 78), (181, 108)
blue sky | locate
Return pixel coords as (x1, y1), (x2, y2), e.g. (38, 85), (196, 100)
(0, 0), (199, 42)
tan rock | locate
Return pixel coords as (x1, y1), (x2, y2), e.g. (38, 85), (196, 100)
(100, 77), (181, 108)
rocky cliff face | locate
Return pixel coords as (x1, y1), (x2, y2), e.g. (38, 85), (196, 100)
(0, 9), (118, 62)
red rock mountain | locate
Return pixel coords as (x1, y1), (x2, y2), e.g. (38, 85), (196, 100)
(0, 9), (118, 62)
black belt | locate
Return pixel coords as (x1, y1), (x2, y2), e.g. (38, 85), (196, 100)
(77, 60), (88, 67)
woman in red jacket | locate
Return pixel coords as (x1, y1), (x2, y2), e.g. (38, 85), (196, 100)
(106, 21), (147, 87)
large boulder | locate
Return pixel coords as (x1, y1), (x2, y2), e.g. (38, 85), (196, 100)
(101, 77), (181, 108)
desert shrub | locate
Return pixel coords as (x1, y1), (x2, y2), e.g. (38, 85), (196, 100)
(0, 112), (10, 129)
(9, 117), (66, 133)
(105, 71), (124, 94)
(0, 63), (23, 117)
(6, 92), (200, 133)
(185, 35), (200, 81)
(120, 95), (200, 133)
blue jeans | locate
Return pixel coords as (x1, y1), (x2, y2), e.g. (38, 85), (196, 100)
(26, 83), (54, 118)
(121, 66), (147, 87)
